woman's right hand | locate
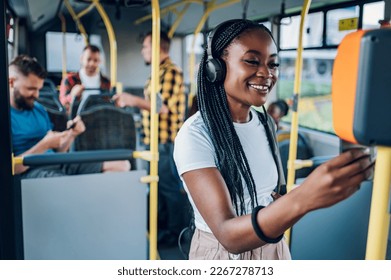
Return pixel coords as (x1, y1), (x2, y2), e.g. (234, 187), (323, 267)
(298, 149), (374, 212)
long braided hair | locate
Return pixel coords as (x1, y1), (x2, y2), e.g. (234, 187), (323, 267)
(197, 19), (275, 215)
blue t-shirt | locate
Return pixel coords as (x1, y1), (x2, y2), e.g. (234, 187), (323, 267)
(11, 102), (54, 156)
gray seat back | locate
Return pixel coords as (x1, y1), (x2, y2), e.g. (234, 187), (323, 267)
(74, 105), (136, 152)
(37, 79), (68, 132)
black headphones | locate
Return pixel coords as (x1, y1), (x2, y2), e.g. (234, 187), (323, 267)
(205, 19), (243, 83)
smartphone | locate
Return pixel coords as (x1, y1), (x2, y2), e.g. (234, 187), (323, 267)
(340, 139), (376, 180)
(66, 121), (77, 130)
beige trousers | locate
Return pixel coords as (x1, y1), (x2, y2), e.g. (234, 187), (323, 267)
(189, 228), (291, 260)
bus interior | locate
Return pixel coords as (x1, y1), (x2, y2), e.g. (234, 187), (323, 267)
(0, 0), (390, 260)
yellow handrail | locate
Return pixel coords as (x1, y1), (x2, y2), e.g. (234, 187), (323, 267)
(63, 0), (117, 89)
(134, 0), (203, 25)
(168, 3), (190, 38)
(64, 0), (89, 45)
(12, 155), (23, 176)
(285, 0), (312, 247)
(92, 0), (117, 89)
(77, 3), (96, 19)
(149, 0), (161, 261)
(188, 0), (240, 105)
(365, 146), (391, 259)
(58, 13), (67, 80)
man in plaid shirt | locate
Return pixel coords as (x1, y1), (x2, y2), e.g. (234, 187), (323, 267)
(59, 45), (110, 114)
(113, 31), (188, 247)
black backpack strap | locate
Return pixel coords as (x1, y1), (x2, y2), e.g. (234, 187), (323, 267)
(257, 106), (287, 195)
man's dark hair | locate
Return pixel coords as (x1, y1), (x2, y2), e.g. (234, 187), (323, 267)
(197, 19), (276, 215)
(83, 44), (101, 53)
(275, 100), (289, 117)
(276, 99), (289, 117)
(9, 55), (47, 79)
(143, 30), (171, 53)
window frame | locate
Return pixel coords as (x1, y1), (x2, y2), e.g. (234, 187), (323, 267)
(275, 0), (385, 135)
(6, 9), (16, 61)
(278, 0), (383, 52)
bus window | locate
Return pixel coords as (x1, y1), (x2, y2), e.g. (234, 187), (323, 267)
(184, 33), (204, 84)
(7, 13), (15, 61)
(261, 21), (272, 31)
(278, 49), (336, 133)
(277, 4), (371, 134)
(326, 6), (359, 46)
(45, 32), (106, 74)
(280, 12), (324, 49)
(363, 1), (385, 29)
(170, 36), (184, 74)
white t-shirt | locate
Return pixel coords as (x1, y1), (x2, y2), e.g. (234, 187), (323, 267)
(79, 68), (101, 101)
(174, 108), (278, 233)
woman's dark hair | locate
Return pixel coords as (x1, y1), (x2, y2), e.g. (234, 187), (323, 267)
(197, 19), (275, 215)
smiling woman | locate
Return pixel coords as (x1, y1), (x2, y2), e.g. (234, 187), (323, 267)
(173, 19), (373, 260)
(222, 27), (279, 118)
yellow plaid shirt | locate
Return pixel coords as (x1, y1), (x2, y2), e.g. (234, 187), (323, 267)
(142, 58), (186, 145)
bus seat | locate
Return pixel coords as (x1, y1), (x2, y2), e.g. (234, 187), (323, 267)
(70, 99), (80, 120)
(74, 105), (136, 166)
(42, 79), (58, 95)
(277, 130), (314, 180)
(70, 89), (112, 119)
(38, 79), (61, 108)
(277, 130), (290, 142)
(37, 79), (68, 132)
(44, 107), (68, 132)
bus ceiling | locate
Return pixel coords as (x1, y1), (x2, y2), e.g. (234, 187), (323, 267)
(132, 0), (360, 35)
(7, 0), (62, 31)
(6, 0), (150, 31)
(7, 0), (361, 33)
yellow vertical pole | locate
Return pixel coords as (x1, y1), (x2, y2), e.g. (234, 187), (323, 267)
(59, 13), (67, 80)
(365, 146), (391, 259)
(116, 82), (123, 95)
(93, 0), (117, 89)
(149, 0), (160, 260)
(188, 46), (196, 106)
(285, 0), (312, 247)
